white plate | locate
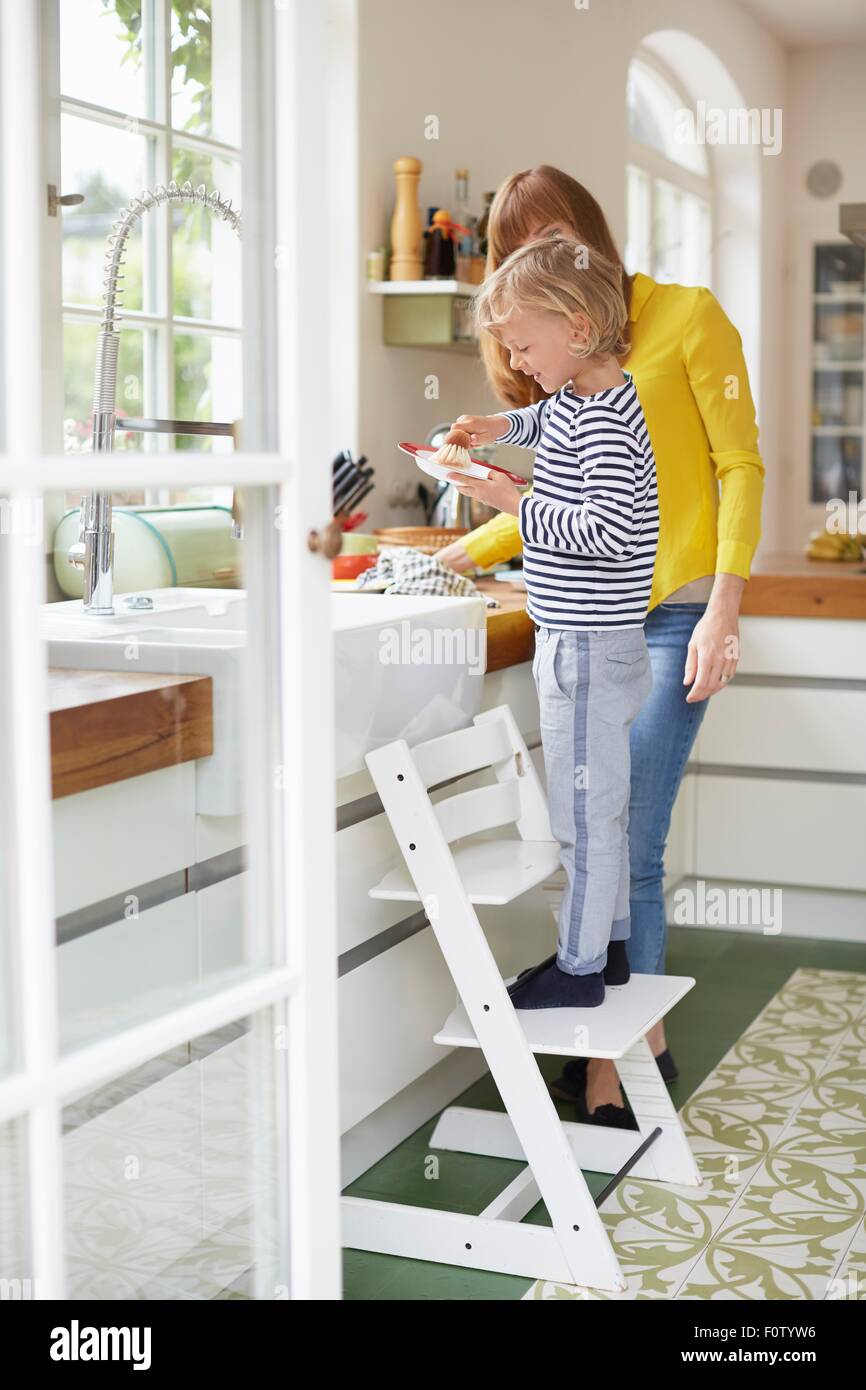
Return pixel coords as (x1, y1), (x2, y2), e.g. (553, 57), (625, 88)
(407, 444), (492, 484)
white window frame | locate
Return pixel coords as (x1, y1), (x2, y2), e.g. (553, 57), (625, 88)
(0, 0), (340, 1301)
(626, 51), (715, 290)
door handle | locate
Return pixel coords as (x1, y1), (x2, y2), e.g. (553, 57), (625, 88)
(47, 185), (85, 216)
(307, 520), (343, 559)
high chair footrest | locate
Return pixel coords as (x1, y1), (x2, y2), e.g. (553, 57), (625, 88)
(368, 837), (561, 905)
(434, 973), (695, 1059)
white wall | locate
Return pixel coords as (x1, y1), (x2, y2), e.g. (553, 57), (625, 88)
(783, 44), (866, 545)
(351, 0), (787, 554)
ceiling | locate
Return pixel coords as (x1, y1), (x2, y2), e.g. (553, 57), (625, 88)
(737, 0), (866, 47)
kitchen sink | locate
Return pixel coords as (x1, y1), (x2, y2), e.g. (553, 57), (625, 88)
(330, 591), (488, 777)
(43, 585), (489, 804)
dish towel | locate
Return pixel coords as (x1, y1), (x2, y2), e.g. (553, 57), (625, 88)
(355, 547), (500, 606)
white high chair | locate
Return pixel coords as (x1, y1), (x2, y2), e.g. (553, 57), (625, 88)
(342, 704), (702, 1291)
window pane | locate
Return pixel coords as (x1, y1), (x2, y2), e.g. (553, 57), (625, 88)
(627, 58), (708, 177)
(61, 114), (154, 313)
(679, 190), (711, 287)
(652, 179), (711, 287)
(63, 321), (149, 467)
(60, 0), (148, 118)
(0, 1120), (30, 1292)
(625, 164), (651, 276)
(652, 179), (682, 284)
(44, 477), (290, 1052)
(62, 1009), (290, 1299)
(171, 149), (242, 326)
(174, 333), (242, 455)
(172, 0), (242, 147)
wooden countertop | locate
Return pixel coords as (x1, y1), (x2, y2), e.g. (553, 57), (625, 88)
(739, 551), (866, 620)
(479, 550), (866, 672)
(48, 668), (213, 800)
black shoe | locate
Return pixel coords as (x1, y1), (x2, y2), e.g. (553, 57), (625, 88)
(574, 1066), (638, 1130)
(548, 1047), (678, 1102)
(548, 1056), (588, 1101)
(604, 938), (630, 985)
(654, 1048), (679, 1082)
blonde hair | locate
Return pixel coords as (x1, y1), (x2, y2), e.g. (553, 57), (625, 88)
(474, 236), (629, 361)
(480, 165), (633, 407)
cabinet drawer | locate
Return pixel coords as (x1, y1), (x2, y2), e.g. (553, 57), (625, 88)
(694, 775), (866, 891)
(696, 686), (866, 774)
(737, 617), (866, 680)
(53, 764), (196, 916)
(58, 894), (199, 1051)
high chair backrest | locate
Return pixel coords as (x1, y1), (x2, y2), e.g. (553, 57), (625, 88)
(372, 704), (554, 846)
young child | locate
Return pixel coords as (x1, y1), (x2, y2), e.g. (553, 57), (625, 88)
(443, 236), (659, 1009)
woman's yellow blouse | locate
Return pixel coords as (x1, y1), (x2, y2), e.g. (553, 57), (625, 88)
(462, 272), (765, 610)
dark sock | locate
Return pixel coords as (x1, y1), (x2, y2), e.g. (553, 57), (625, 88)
(605, 938), (630, 985)
(507, 957), (605, 1010)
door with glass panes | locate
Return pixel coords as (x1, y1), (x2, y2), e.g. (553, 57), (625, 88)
(0, 0), (340, 1300)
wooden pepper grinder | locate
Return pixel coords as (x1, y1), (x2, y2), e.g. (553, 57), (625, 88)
(389, 156), (423, 280)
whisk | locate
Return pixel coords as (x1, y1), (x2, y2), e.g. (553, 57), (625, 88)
(428, 426), (472, 471)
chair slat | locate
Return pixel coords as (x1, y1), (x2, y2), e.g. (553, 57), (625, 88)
(412, 717), (513, 788)
(434, 778), (522, 844)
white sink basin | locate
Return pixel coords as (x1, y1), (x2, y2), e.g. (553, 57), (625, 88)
(330, 591), (488, 778)
(43, 587), (248, 636)
(43, 585), (490, 804)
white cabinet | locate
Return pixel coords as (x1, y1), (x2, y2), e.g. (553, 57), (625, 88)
(684, 614), (866, 933)
(58, 894), (199, 1051)
(53, 764), (197, 917)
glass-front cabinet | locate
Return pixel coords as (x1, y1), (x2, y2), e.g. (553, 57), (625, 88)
(810, 243), (865, 503)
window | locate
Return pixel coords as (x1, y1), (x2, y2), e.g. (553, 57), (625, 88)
(625, 56), (712, 289)
(58, 1), (242, 504)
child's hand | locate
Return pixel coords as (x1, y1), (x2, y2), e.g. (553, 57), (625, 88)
(446, 468), (524, 517)
(449, 414), (510, 447)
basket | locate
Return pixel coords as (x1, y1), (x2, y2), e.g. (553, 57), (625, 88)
(372, 526), (468, 555)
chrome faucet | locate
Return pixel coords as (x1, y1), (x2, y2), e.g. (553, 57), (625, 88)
(69, 180), (242, 614)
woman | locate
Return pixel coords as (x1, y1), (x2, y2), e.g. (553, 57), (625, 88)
(435, 165), (764, 1127)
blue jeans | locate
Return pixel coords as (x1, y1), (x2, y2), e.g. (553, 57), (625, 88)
(627, 601), (711, 975)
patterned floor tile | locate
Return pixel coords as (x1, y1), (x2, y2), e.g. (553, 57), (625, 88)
(526, 968), (866, 1301)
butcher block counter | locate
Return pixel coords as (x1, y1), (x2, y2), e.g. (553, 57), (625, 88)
(48, 668), (213, 800)
(477, 549), (866, 671)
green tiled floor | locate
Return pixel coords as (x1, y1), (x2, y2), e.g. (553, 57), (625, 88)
(342, 926), (866, 1301)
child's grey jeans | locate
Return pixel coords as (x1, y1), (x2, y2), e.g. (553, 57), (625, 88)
(532, 624), (653, 976)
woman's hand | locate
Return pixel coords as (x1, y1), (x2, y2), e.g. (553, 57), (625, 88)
(434, 539), (476, 574)
(446, 469), (524, 517)
(449, 414), (510, 447)
(683, 576), (744, 701)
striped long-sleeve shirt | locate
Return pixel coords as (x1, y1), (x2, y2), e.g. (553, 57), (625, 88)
(501, 372), (659, 631)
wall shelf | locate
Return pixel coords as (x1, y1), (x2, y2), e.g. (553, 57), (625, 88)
(368, 279), (479, 351)
(368, 279), (479, 296)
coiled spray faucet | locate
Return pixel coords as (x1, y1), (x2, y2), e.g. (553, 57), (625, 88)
(68, 180), (242, 613)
